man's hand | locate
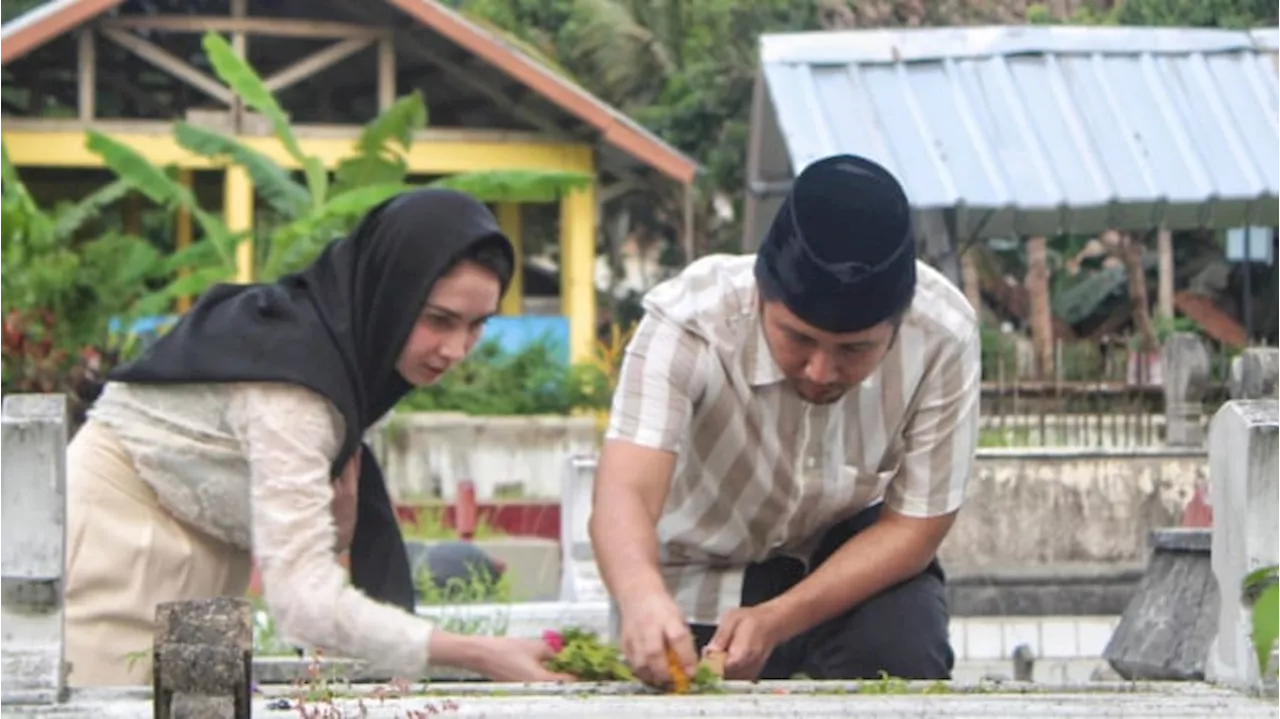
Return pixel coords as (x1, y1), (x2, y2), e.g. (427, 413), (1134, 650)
(705, 603), (786, 680)
(330, 448), (361, 553)
(618, 591), (698, 687)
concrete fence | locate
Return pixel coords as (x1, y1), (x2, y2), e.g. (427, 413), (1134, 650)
(367, 411), (598, 500)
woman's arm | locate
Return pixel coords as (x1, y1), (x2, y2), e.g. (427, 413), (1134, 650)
(228, 383), (571, 682)
(229, 382), (435, 675)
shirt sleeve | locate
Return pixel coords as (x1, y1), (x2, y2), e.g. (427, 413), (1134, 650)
(883, 325), (981, 518)
(227, 382), (436, 676)
(603, 311), (707, 453)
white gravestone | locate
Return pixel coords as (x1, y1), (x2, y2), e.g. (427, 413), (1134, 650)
(1, 393), (70, 705)
(558, 455), (609, 604)
(1205, 399), (1279, 691)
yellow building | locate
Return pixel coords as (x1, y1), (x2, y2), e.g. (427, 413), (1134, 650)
(1, 0), (699, 362)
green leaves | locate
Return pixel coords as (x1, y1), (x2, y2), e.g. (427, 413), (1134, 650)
(1244, 565), (1279, 678)
(200, 30), (327, 205)
(395, 335), (615, 418)
(173, 122), (311, 218)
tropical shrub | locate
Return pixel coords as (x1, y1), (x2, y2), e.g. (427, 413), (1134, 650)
(0, 144), (161, 422)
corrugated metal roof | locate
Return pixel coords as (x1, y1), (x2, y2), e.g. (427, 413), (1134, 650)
(751, 26), (1279, 240)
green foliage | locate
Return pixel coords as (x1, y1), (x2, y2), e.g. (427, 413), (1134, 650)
(1, 142), (159, 400)
(545, 627), (636, 681)
(1244, 565), (1279, 679)
(415, 562), (513, 606)
(90, 30), (593, 304)
(1028, 0), (1275, 26)
(400, 507), (504, 540)
(397, 337), (611, 416)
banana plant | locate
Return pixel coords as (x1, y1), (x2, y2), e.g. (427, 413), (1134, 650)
(86, 30), (592, 307)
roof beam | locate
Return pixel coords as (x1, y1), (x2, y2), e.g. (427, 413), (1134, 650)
(262, 37), (375, 93)
(402, 41), (567, 137)
(98, 26), (233, 105)
(98, 15), (387, 41)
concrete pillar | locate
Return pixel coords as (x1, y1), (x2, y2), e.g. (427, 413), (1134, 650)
(1206, 399), (1279, 691)
(1, 393), (70, 705)
(1160, 332), (1212, 447)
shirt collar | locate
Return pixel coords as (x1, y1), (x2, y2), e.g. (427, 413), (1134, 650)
(743, 311), (786, 387)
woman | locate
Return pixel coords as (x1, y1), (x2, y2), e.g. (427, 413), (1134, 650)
(64, 188), (574, 686)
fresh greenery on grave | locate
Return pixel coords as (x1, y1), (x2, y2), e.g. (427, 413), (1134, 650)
(1244, 564), (1279, 679)
(542, 626), (724, 693)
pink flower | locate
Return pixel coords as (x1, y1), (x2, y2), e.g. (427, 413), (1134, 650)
(542, 629), (564, 654)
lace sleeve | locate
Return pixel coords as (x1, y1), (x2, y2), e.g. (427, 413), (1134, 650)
(227, 382), (435, 675)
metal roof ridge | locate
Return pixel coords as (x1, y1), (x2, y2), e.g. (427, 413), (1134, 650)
(760, 25), (1278, 66)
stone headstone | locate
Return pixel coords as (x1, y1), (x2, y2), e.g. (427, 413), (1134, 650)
(558, 455), (608, 604)
(1205, 399), (1279, 692)
(1, 393), (70, 705)
(1229, 348), (1279, 400)
(1103, 528), (1218, 680)
(153, 597), (253, 719)
(1161, 333), (1212, 447)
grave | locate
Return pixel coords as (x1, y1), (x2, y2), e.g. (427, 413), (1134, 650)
(3, 392), (1278, 717)
(1100, 345), (1280, 680)
(1, 394), (70, 706)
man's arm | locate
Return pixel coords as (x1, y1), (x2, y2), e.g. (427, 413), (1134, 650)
(587, 312), (706, 681)
(588, 311), (704, 598)
(760, 326), (981, 643)
(588, 440), (676, 604)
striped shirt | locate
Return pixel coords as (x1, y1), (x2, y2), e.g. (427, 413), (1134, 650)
(603, 254), (980, 625)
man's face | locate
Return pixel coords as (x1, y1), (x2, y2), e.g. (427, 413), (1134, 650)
(760, 299), (897, 405)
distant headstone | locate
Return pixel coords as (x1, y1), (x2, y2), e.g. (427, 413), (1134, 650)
(1, 394), (70, 705)
(1205, 399), (1279, 693)
(153, 597), (253, 719)
(1229, 348), (1279, 400)
(1103, 528), (1218, 680)
(1161, 332), (1212, 447)
(559, 455), (608, 604)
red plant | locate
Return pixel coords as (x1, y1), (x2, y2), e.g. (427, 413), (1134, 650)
(2, 307), (119, 431)
(542, 629), (565, 655)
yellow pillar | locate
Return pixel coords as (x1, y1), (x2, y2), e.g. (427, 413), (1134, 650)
(497, 202), (523, 316)
(175, 169), (194, 312)
(224, 165), (255, 283)
(559, 185), (597, 364)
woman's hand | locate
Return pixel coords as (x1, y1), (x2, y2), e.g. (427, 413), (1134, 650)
(475, 637), (577, 683)
(330, 448), (361, 553)
(429, 631), (575, 683)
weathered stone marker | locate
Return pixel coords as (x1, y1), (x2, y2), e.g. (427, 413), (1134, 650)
(1103, 528), (1218, 680)
(153, 597), (254, 719)
(1, 393), (70, 705)
(1205, 399), (1279, 693)
(1161, 332), (1212, 447)
(1229, 347), (1279, 401)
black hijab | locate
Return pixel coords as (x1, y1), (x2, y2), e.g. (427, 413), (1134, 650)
(108, 187), (514, 611)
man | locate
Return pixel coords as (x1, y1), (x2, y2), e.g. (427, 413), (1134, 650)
(587, 153), (980, 686)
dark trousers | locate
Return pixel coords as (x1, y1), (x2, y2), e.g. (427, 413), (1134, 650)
(689, 504), (954, 680)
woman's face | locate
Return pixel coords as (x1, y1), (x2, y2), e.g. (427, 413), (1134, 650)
(396, 260), (501, 386)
